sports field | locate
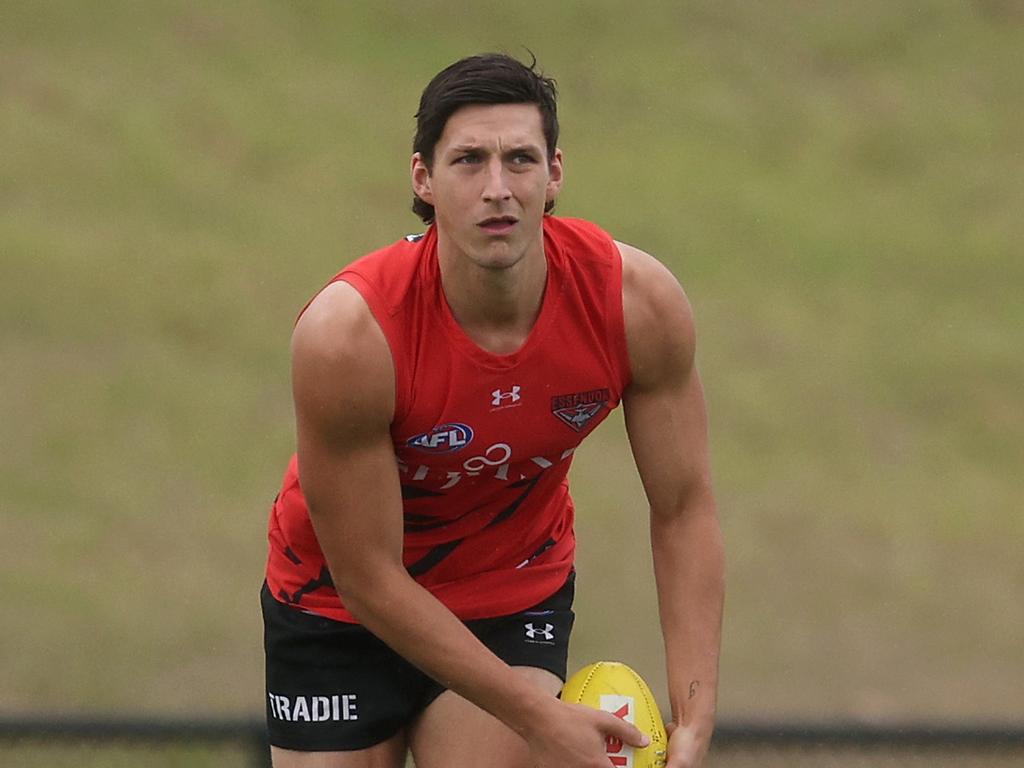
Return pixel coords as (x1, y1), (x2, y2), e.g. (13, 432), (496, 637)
(2, 0), (1021, 734)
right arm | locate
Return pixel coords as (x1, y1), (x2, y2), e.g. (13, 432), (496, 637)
(291, 281), (647, 767)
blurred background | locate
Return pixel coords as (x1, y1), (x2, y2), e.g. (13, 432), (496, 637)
(2, 0), (1022, 765)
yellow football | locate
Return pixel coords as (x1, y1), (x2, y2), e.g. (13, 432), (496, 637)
(560, 661), (668, 768)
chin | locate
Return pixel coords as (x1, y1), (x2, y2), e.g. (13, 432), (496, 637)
(474, 242), (525, 271)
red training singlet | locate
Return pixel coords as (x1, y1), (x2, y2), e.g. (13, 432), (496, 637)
(265, 216), (632, 622)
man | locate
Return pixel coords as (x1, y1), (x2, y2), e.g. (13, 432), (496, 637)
(262, 53), (724, 768)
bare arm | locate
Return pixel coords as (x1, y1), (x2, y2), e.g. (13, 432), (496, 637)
(291, 280), (647, 767)
(619, 243), (725, 768)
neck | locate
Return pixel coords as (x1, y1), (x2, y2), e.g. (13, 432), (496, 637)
(436, 237), (548, 355)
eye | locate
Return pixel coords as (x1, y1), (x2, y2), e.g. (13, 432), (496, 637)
(454, 153), (480, 165)
(511, 152), (537, 164)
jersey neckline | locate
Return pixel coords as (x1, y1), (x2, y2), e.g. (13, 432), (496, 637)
(428, 221), (565, 371)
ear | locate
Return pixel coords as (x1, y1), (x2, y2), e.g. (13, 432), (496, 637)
(546, 148), (564, 203)
(411, 153), (434, 204)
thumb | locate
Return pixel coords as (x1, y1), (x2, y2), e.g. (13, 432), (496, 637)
(602, 712), (651, 749)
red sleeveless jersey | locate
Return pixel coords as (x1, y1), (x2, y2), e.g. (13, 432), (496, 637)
(265, 216), (632, 622)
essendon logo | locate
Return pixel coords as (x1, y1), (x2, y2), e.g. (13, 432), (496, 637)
(551, 388), (610, 432)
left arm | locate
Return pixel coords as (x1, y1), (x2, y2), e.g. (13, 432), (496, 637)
(618, 242), (725, 768)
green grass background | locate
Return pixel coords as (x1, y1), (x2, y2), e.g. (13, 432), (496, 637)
(2, 0), (1021, 724)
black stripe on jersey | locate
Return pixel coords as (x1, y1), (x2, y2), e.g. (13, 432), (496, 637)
(280, 566), (334, 605)
(406, 539), (463, 577)
(401, 484), (447, 500)
(486, 474), (542, 528)
(526, 538), (556, 562)
(404, 501), (490, 532)
(403, 474), (546, 577)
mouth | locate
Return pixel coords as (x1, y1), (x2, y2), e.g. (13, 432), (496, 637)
(477, 215), (519, 234)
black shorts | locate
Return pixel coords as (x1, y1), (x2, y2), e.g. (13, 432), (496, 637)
(261, 573), (575, 751)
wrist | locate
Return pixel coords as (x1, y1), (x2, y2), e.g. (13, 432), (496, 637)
(670, 696), (716, 733)
(492, 675), (562, 740)
(671, 710), (715, 740)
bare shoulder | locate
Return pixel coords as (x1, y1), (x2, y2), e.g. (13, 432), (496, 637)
(616, 241), (697, 392)
(291, 281), (395, 434)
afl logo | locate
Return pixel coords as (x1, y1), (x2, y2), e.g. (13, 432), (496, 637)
(406, 423), (474, 453)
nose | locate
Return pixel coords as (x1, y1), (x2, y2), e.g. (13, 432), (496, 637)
(481, 157), (511, 203)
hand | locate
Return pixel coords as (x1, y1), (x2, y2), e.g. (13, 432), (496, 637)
(664, 720), (712, 768)
(525, 698), (651, 768)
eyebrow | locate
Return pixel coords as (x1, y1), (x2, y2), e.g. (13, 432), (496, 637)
(447, 143), (543, 155)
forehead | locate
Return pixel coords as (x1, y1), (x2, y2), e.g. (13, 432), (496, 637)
(436, 103), (546, 153)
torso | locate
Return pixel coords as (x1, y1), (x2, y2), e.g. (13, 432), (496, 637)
(266, 216), (631, 621)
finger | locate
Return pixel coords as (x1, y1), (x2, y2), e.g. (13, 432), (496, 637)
(601, 712), (650, 748)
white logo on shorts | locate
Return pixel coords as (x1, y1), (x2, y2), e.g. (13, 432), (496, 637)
(268, 693), (358, 723)
(524, 622), (555, 642)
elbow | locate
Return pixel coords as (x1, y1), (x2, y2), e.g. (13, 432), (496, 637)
(323, 555), (408, 621)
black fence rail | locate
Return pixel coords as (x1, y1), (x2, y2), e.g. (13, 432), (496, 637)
(716, 720), (1024, 747)
(712, 721), (1024, 768)
(0, 716), (271, 768)
(1, 716), (1023, 767)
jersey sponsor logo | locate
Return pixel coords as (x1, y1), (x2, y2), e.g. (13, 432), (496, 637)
(406, 423), (474, 453)
(267, 692), (358, 723)
(524, 622), (555, 643)
(491, 385), (521, 408)
(600, 696), (636, 767)
(404, 232), (425, 242)
(462, 442), (512, 473)
(398, 444), (575, 490)
(444, 442), (512, 489)
(551, 388), (610, 432)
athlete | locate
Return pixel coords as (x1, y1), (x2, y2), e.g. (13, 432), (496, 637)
(262, 53), (724, 768)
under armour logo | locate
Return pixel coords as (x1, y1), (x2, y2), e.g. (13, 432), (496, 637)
(524, 622), (555, 641)
(492, 386), (521, 407)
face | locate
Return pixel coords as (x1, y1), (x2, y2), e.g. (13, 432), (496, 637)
(411, 103), (563, 271)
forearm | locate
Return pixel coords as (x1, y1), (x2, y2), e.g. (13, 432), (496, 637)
(334, 560), (652, 768)
(302, 467), (554, 734)
(650, 500), (725, 733)
(332, 558), (552, 736)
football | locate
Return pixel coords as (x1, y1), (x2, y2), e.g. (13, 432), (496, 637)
(561, 661), (668, 767)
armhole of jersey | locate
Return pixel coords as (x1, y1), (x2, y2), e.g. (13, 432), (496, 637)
(606, 240), (633, 394)
(333, 271), (411, 426)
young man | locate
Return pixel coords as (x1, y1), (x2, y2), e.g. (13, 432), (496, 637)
(263, 53), (724, 768)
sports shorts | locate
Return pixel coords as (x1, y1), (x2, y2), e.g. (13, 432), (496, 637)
(261, 572), (575, 751)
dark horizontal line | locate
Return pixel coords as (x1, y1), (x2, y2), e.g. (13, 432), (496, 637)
(713, 720), (1024, 747)
(0, 715), (265, 742)
(0, 716), (1022, 748)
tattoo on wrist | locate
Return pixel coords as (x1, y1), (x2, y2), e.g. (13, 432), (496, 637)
(688, 680), (700, 699)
